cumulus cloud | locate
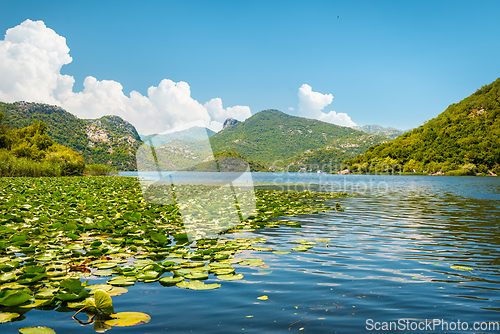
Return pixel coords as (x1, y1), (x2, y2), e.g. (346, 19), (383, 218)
(0, 19), (251, 134)
(297, 84), (356, 127)
(204, 98), (251, 132)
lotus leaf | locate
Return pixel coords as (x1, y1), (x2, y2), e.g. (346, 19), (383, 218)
(107, 287), (128, 296)
(104, 312), (151, 327)
(159, 276), (184, 286)
(176, 281), (221, 290)
(0, 289), (31, 306)
(0, 311), (19, 323)
(184, 272), (209, 280)
(18, 326), (56, 334)
(217, 273), (244, 281)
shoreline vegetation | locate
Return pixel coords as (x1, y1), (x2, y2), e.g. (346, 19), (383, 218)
(343, 78), (500, 175)
(0, 110), (114, 177)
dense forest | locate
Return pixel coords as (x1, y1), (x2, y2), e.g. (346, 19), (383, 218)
(282, 147), (353, 172)
(345, 78), (500, 175)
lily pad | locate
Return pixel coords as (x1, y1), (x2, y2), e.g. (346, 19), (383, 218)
(107, 277), (136, 287)
(184, 272), (209, 280)
(159, 276), (184, 286)
(19, 327), (56, 334)
(217, 273), (244, 281)
(107, 287), (128, 296)
(93, 270), (114, 277)
(176, 281), (221, 290)
(0, 311), (19, 323)
(0, 289), (32, 306)
(104, 312), (151, 327)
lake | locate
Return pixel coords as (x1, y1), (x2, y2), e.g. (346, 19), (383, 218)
(3, 173), (500, 333)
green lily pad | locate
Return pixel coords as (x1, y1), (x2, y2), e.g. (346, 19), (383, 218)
(19, 326), (56, 334)
(92, 263), (117, 269)
(93, 289), (115, 314)
(217, 273), (244, 281)
(0, 272), (17, 283)
(87, 284), (113, 293)
(184, 272), (209, 280)
(212, 268), (235, 275)
(0, 311), (19, 323)
(176, 280), (221, 290)
(107, 287), (128, 296)
(105, 312), (151, 327)
(159, 276), (184, 286)
(0, 289), (32, 306)
(93, 270), (113, 277)
(107, 277), (136, 287)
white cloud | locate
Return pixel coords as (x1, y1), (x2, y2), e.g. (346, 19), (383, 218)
(297, 84), (357, 127)
(204, 98), (251, 132)
(288, 107), (294, 111)
(0, 19), (251, 134)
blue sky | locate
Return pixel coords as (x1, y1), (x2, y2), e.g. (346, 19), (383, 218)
(1, 0), (500, 133)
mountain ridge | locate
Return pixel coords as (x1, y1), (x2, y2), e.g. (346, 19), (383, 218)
(209, 109), (389, 167)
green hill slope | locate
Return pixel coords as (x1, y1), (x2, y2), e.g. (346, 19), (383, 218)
(0, 102), (142, 170)
(346, 78), (500, 175)
(209, 109), (388, 167)
(353, 125), (405, 139)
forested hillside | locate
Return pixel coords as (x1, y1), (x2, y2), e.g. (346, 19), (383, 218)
(209, 109), (388, 167)
(0, 102), (142, 170)
(346, 78), (500, 175)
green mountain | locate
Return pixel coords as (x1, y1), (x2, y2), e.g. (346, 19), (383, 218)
(346, 77), (500, 175)
(353, 125), (405, 139)
(0, 102), (142, 170)
(141, 126), (216, 147)
(282, 147), (353, 172)
(209, 109), (388, 168)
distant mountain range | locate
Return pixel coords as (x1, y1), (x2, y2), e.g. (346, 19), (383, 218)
(1, 102), (397, 172)
(353, 125), (405, 139)
(346, 77), (500, 175)
(209, 109), (389, 169)
(0, 102), (142, 170)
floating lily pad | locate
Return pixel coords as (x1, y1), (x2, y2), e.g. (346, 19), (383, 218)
(0, 311), (19, 323)
(107, 287), (128, 296)
(176, 281), (221, 290)
(87, 284), (113, 293)
(184, 272), (209, 280)
(0, 289), (32, 306)
(159, 276), (184, 286)
(107, 277), (136, 287)
(105, 312), (151, 327)
(93, 270), (113, 277)
(19, 326), (56, 334)
(217, 273), (244, 281)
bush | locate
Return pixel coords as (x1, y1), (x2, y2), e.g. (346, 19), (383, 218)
(459, 163), (477, 175)
(0, 150), (62, 177)
(84, 164), (117, 176)
(45, 144), (85, 176)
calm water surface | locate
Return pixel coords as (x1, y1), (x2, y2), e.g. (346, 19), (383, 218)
(5, 174), (500, 333)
